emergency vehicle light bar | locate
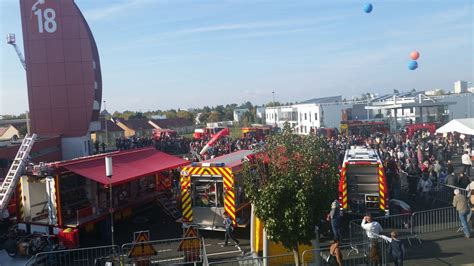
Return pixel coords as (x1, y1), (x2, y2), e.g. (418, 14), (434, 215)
(191, 162), (226, 167)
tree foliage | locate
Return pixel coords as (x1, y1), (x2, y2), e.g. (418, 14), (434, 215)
(241, 124), (339, 264)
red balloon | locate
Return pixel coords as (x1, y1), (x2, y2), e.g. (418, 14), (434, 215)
(410, 51), (420, 60)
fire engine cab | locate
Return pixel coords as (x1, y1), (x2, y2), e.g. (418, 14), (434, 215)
(338, 147), (389, 216)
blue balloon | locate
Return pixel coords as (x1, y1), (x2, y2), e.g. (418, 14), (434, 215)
(408, 60), (418, 70)
(364, 3), (373, 13)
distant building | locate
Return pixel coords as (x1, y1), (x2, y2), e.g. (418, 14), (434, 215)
(454, 80), (468, 94)
(91, 120), (125, 146)
(233, 108), (249, 122)
(425, 89), (445, 96)
(206, 121), (234, 128)
(0, 125), (21, 141)
(151, 114), (167, 120)
(256, 107), (266, 120)
(431, 92), (474, 119)
(264, 96), (350, 135)
(115, 119), (155, 138)
(364, 93), (454, 127)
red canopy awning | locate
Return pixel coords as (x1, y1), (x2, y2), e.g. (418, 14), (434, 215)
(58, 148), (189, 186)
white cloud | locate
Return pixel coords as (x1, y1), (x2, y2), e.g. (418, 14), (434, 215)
(81, 0), (155, 21)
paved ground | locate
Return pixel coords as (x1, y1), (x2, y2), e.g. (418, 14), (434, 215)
(404, 229), (474, 266)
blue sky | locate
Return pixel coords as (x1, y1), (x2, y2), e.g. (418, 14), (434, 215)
(1, 0), (473, 115)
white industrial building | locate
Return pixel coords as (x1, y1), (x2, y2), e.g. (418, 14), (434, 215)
(265, 96), (354, 135)
(262, 87), (473, 135)
(454, 80), (469, 94)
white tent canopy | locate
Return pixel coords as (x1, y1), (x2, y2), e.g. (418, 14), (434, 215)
(436, 118), (474, 135)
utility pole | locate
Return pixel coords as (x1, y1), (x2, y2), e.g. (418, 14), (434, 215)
(103, 100), (108, 146)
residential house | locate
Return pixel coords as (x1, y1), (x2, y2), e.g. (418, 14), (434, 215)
(115, 119), (155, 138)
(0, 124), (22, 141)
(91, 120), (125, 146)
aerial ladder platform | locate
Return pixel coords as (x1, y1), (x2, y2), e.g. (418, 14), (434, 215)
(0, 134), (37, 213)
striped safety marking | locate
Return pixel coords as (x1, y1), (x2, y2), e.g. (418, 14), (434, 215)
(17, 179), (23, 220)
(341, 167), (348, 209)
(180, 168), (193, 222)
(180, 166), (236, 225)
(378, 164), (387, 211)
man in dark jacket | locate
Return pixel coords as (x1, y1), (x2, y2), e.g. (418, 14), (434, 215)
(388, 231), (405, 266)
(445, 172), (457, 187)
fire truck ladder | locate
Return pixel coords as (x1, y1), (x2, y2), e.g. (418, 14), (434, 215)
(0, 134), (37, 213)
(157, 193), (182, 221)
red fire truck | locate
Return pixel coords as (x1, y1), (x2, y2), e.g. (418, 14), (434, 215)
(193, 127), (229, 140)
(339, 147), (389, 216)
(179, 150), (253, 231)
(404, 123), (436, 139)
(340, 121), (389, 137)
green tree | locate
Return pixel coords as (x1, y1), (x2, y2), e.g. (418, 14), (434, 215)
(241, 124), (339, 265)
(207, 111), (222, 122)
(129, 112), (144, 119)
(224, 110), (234, 121)
(241, 111), (255, 126)
(266, 101), (282, 107)
(176, 110), (194, 123)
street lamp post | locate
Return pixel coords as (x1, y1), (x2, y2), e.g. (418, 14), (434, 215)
(105, 157), (115, 251)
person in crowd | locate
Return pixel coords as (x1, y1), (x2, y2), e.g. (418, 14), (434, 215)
(458, 173), (471, 189)
(222, 212), (240, 248)
(379, 230), (406, 266)
(329, 199), (341, 241)
(462, 151), (472, 177)
(466, 180), (474, 197)
(327, 239), (343, 266)
(101, 142), (106, 153)
(361, 215), (383, 240)
(388, 231), (405, 266)
(406, 160), (420, 200)
(94, 140), (99, 154)
(453, 189), (471, 239)
(447, 160), (455, 176)
(445, 171), (457, 187)
(417, 173), (433, 208)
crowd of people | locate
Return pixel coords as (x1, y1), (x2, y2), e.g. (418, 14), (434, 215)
(324, 128), (473, 265)
(327, 129), (472, 204)
(188, 136), (263, 161)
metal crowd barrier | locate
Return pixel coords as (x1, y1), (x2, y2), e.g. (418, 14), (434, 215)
(411, 206), (461, 238)
(208, 253), (294, 265)
(348, 212), (414, 253)
(348, 206), (463, 255)
(302, 241), (390, 266)
(25, 245), (119, 266)
(121, 236), (203, 265)
(432, 184), (469, 205)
